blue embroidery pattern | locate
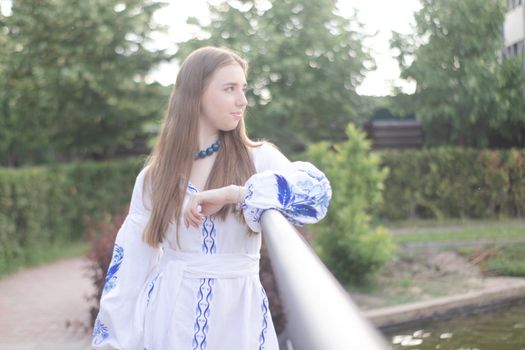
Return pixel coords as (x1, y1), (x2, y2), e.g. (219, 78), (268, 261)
(296, 168), (331, 212)
(275, 174), (318, 224)
(92, 317), (109, 345)
(191, 213), (216, 349)
(192, 278), (215, 349)
(146, 272), (160, 307)
(259, 287), (269, 349)
(201, 216), (217, 254)
(243, 184), (255, 204)
(103, 244), (124, 294)
(242, 163), (332, 231)
(241, 184), (265, 228)
(188, 182), (199, 193)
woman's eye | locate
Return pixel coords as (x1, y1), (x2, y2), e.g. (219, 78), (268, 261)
(225, 86), (234, 92)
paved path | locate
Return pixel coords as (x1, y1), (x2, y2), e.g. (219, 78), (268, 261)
(0, 257), (94, 350)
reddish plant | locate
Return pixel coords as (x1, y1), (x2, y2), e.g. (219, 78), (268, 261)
(85, 208), (128, 326)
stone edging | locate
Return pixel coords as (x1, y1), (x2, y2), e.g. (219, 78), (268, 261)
(363, 277), (525, 331)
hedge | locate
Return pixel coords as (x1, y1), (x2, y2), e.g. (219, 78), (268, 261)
(0, 157), (145, 274)
(378, 147), (525, 220)
(2, 147), (524, 274)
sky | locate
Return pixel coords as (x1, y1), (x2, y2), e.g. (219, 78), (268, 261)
(0, 0), (422, 96)
(150, 0), (422, 96)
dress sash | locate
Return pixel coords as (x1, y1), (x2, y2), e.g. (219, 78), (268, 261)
(131, 249), (261, 349)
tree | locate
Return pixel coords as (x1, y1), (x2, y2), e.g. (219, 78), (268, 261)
(391, 0), (525, 148)
(0, 0), (170, 166)
(176, 0), (375, 153)
(492, 56), (525, 148)
(307, 124), (394, 284)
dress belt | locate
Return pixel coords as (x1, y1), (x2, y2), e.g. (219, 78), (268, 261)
(160, 248), (261, 279)
(132, 250), (261, 348)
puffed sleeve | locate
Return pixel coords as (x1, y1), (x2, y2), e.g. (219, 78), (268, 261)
(243, 143), (332, 232)
(92, 166), (162, 350)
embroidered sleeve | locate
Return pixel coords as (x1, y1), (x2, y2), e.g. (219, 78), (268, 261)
(93, 166), (161, 349)
(241, 161), (332, 232)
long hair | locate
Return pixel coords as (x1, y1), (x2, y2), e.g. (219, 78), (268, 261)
(141, 46), (261, 247)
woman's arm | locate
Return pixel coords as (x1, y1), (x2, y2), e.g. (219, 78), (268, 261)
(240, 161), (332, 232)
(183, 185), (248, 228)
(183, 143), (332, 232)
(93, 167), (162, 349)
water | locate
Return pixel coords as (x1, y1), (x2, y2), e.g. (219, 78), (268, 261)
(385, 302), (525, 349)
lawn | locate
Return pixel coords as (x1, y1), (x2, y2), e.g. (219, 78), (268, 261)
(0, 239), (89, 278)
(349, 218), (525, 309)
(392, 225), (525, 244)
(388, 218), (525, 276)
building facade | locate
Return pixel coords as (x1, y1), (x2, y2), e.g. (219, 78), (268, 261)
(504, 0), (525, 69)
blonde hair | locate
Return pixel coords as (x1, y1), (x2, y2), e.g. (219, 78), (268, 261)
(141, 46), (261, 247)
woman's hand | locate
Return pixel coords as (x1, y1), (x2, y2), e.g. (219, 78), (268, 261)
(183, 185), (248, 228)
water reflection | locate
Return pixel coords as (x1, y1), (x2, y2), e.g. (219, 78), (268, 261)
(386, 302), (525, 349)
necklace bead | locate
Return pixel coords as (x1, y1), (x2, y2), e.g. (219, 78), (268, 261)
(196, 139), (220, 159)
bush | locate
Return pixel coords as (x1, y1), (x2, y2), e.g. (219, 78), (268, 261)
(86, 211), (126, 326)
(378, 147), (525, 220)
(0, 157), (144, 275)
(307, 124), (395, 285)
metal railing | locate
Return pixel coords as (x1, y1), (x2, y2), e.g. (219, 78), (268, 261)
(260, 210), (392, 350)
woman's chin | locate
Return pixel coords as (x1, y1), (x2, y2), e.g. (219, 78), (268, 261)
(220, 122), (241, 132)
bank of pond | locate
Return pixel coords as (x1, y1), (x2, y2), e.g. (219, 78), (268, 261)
(384, 300), (525, 349)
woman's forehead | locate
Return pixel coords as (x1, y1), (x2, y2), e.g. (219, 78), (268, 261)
(210, 64), (247, 85)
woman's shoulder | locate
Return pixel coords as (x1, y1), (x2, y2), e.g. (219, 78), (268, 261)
(134, 164), (154, 198)
(136, 164), (152, 185)
(249, 141), (290, 173)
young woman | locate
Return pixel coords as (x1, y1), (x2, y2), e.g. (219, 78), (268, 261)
(92, 46), (331, 350)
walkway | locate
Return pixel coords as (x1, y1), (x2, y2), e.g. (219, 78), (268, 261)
(0, 257), (93, 350)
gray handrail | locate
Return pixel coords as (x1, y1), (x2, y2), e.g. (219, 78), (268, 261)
(260, 210), (392, 350)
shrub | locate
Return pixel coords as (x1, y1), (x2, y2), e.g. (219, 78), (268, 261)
(307, 124), (395, 285)
(378, 148), (525, 220)
(85, 210), (126, 326)
(0, 157), (143, 275)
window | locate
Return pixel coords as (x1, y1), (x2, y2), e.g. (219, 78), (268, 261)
(504, 41), (525, 58)
(508, 0), (523, 9)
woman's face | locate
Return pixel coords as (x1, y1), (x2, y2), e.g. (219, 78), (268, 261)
(200, 63), (248, 133)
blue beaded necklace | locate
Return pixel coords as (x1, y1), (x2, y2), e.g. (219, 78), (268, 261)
(195, 139), (220, 159)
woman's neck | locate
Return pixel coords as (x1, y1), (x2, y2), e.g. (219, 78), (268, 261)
(198, 127), (220, 150)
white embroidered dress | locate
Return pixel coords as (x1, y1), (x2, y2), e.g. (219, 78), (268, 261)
(92, 142), (332, 350)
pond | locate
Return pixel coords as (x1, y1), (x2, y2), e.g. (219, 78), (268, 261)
(384, 302), (525, 349)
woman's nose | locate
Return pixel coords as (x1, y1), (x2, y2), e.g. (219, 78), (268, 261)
(237, 91), (248, 107)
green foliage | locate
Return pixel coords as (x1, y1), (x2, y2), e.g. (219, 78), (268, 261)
(307, 124), (394, 284)
(0, 157), (144, 275)
(379, 148), (525, 220)
(494, 56), (525, 147)
(0, 0), (170, 166)
(177, 0), (375, 153)
(392, 225), (525, 244)
(484, 245), (525, 277)
(391, 0), (525, 148)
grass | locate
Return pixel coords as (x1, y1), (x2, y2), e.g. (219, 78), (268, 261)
(383, 217), (525, 229)
(0, 239), (89, 278)
(392, 225), (525, 244)
(350, 218), (525, 309)
(388, 218), (525, 277)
